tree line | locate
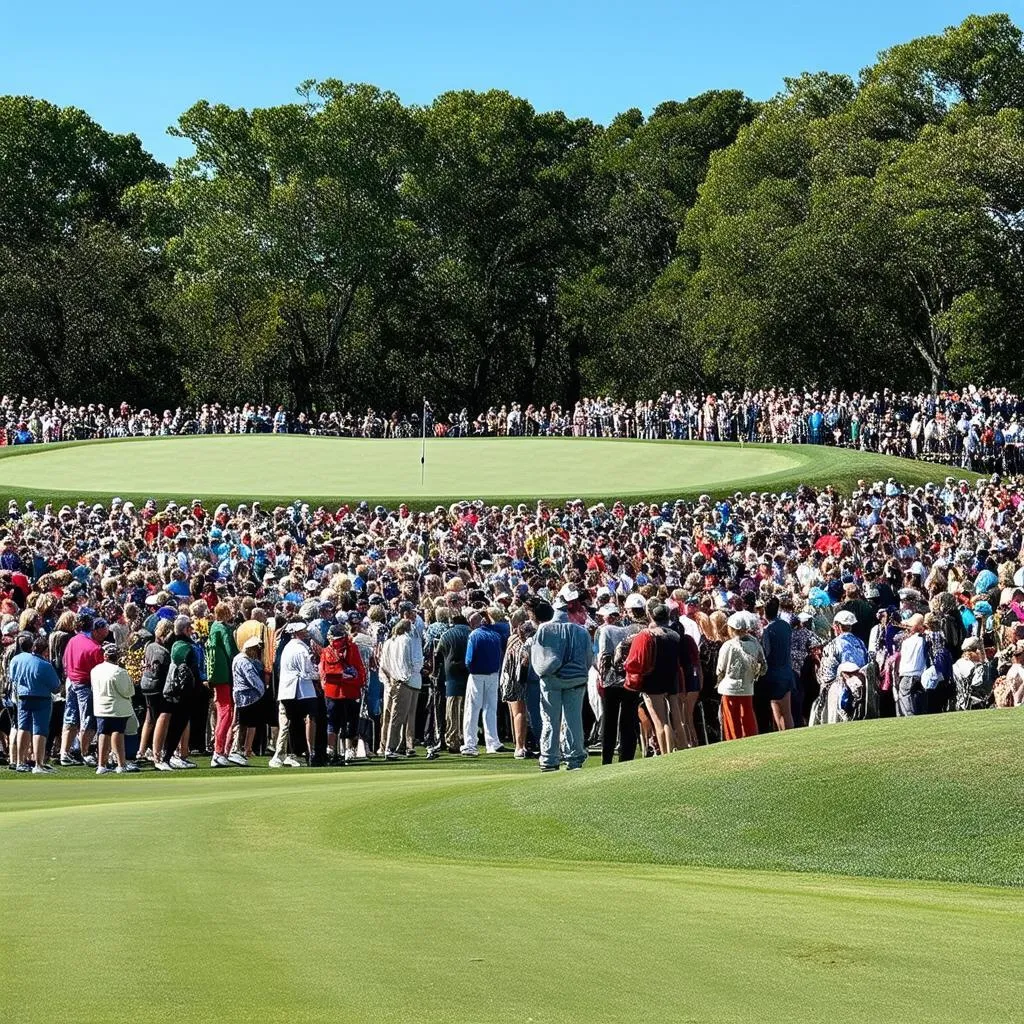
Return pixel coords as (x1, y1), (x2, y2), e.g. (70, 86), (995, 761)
(1, 13), (1022, 411)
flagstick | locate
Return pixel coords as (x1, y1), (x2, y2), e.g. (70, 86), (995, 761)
(421, 397), (427, 486)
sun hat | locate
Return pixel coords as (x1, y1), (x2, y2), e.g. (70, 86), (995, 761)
(833, 610), (857, 626)
(285, 621), (308, 635)
(598, 603), (620, 618)
(727, 612), (748, 631)
(242, 636), (263, 651)
(624, 593), (647, 612)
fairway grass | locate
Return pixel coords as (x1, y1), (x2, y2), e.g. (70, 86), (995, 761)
(2, 715), (1021, 1023)
(0, 435), (979, 507)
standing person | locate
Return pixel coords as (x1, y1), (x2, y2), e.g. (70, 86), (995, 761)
(761, 597), (795, 731)
(90, 642), (139, 774)
(896, 614), (929, 717)
(275, 621), (319, 766)
(623, 602), (680, 756)
(10, 634), (60, 773)
(498, 611), (535, 759)
(59, 613), (105, 767)
(139, 620), (173, 764)
(435, 612), (470, 754)
(319, 623), (366, 763)
(230, 636), (266, 763)
(378, 618), (424, 761)
(529, 593), (592, 772)
(716, 613), (767, 741)
(461, 611), (506, 757)
(155, 617), (201, 770)
(596, 596), (645, 764)
(207, 603), (238, 767)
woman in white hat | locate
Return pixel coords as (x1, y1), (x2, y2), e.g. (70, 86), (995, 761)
(716, 612), (766, 740)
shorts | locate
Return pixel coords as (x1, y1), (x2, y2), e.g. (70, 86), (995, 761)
(685, 673), (701, 695)
(64, 684), (95, 731)
(640, 677), (676, 696)
(325, 697), (360, 739)
(768, 675), (796, 702)
(96, 716), (128, 735)
(17, 697), (51, 737)
(236, 701), (263, 728)
(284, 697), (318, 722)
(145, 692), (169, 719)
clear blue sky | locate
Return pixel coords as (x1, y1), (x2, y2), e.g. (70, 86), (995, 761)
(2, 1), (1013, 164)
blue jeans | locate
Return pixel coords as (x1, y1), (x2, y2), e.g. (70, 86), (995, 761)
(539, 679), (587, 770)
(526, 679), (542, 748)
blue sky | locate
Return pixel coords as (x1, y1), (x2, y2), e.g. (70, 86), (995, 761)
(2, 2), (1013, 164)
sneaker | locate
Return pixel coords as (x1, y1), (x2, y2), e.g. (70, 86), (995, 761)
(210, 754), (230, 768)
(154, 760), (173, 772)
(31, 765), (54, 775)
(384, 750), (403, 761)
(15, 764), (32, 773)
(514, 748), (528, 759)
(539, 765), (560, 773)
(425, 749), (440, 761)
(343, 749), (356, 764)
(460, 749), (479, 757)
(405, 749), (417, 758)
(268, 756), (284, 768)
(119, 762), (141, 773)
(59, 755), (79, 767)
(82, 754), (97, 767)
(488, 745), (509, 753)
(227, 752), (249, 767)
(168, 755), (195, 770)
(282, 755), (302, 768)
(96, 766), (113, 775)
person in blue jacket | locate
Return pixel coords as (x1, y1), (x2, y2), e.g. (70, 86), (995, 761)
(10, 634), (60, 773)
(460, 611), (506, 756)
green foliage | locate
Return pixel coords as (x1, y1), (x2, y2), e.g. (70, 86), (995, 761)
(2, 14), (1024, 406)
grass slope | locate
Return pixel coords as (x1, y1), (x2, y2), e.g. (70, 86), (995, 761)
(1, 715), (1021, 1023)
(0, 435), (979, 508)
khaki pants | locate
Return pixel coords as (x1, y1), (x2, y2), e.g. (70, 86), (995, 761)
(274, 701), (291, 757)
(444, 696), (464, 749)
(385, 681), (417, 754)
(379, 679), (401, 754)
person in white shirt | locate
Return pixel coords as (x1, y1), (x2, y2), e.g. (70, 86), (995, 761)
(274, 621), (319, 766)
(378, 619), (424, 760)
(896, 614), (928, 716)
(91, 642), (140, 774)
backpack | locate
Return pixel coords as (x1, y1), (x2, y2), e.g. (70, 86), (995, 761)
(163, 658), (196, 703)
(123, 633), (150, 687)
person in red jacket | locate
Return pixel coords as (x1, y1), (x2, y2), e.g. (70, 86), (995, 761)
(320, 623), (367, 763)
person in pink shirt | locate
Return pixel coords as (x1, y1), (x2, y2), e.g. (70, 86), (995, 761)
(58, 613), (107, 767)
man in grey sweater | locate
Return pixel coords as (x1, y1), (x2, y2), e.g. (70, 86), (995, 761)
(528, 593), (592, 772)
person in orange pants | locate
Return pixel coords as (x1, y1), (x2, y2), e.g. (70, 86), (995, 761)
(720, 694), (758, 740)
(716, 612), (766, 741)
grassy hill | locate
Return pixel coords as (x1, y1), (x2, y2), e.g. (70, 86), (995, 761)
(1, 713), (1020, 1023)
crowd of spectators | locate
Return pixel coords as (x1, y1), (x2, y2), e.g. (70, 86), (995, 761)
(4, 385), (1024, 472)
(1, 468), (1021, 775)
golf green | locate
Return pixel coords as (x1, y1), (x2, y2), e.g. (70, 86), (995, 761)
(1, 714), (1020, 1023)
(0, 435), (976, 507)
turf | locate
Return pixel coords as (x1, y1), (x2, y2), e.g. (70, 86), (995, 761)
(0, 435), (979, 508)
(1, 714), (1020, 1023)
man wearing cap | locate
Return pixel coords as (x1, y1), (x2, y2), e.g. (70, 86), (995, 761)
(230, 635), (265, 764)
(952, 636), (993, 711)
(274, 621), (319, 766)
(461, 610), (506, 756)
(90, 641), (139, 774)
(529, 592), (592, 771)
(895, 614), (929, 716)
(596, 595), (644, 763)
(816, 609), (868, 695)
(58, 613), (105, 766)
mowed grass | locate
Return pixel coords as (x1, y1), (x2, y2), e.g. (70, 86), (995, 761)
(1, 714), (1021, 1023)
(0, 435), (979, 508)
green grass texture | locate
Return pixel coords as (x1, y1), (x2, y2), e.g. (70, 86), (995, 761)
(1, 713), (1021, 1023)
(0, 435), (980, 508)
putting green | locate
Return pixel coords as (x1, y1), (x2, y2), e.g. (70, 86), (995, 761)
(1, 715), (1020, 1023)
(0, 435), (974, 507)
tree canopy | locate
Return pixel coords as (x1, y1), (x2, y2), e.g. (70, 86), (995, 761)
(2, 14), (1023, 408)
